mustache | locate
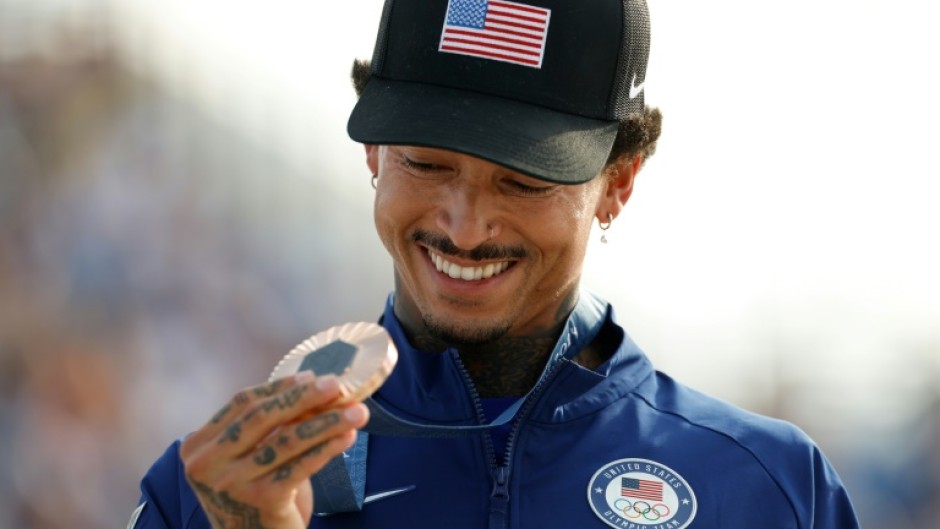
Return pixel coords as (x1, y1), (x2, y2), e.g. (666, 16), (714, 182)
(413, 229), (528, 261)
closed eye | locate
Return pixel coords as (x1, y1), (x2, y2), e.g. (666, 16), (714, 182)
(504, 179), (556, 197)
(400, 155), (447, 173)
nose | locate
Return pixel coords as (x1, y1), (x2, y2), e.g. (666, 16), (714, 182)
(436, 183), (501, 251)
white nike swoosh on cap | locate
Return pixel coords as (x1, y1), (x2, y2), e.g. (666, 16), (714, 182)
(629, 74), (645, 99)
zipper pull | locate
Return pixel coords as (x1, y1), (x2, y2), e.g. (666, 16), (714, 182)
(489, 466), (510, 529)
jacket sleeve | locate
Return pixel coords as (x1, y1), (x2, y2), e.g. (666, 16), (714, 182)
(768, 429), (860, 529)
(130, 439), (196, 529)
(806, 445), (860, 529)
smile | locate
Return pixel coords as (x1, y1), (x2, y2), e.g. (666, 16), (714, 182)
(427, 249), (512, 281)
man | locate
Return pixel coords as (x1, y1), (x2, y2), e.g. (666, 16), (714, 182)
(132, 0), (860, 528)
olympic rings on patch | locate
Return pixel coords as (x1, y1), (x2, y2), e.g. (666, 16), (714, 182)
(632, 501), (653, 520)
(612, 500), (672, 521)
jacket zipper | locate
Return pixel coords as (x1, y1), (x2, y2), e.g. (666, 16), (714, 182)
(489, 465), (510, 529)
(452, 350), (568, 529)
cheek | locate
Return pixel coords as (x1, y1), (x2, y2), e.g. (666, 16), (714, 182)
(373, 178), (431, 255)
(531, 188), (600, 268)
(373, 190), (401, 256)
(540, 188), (601, 238)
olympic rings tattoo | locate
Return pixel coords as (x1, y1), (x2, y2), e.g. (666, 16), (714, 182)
(612, 499), (671, 521)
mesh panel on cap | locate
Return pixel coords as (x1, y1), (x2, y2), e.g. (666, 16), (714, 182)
(610, 0), (651, 118)
(370, 0), (397, 75)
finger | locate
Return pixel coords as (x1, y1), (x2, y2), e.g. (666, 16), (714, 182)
(218, 429), (358, 518)
(213, 374), (344, 457)
(264, 429), (360, 491)
(238, 403), (369, 482)
(183, 375), (305, 453)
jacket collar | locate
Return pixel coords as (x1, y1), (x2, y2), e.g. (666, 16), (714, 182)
(376, 290), (654, 424)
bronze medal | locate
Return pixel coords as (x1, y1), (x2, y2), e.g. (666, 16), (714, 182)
(269, 322), (398, 403)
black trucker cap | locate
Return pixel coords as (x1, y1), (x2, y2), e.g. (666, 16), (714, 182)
(347, 0), (650, 184)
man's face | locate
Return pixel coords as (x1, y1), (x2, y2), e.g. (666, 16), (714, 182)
(368, 145), (614, 345)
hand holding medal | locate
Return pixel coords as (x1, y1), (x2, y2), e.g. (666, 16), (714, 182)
(179, 323), (397, 529)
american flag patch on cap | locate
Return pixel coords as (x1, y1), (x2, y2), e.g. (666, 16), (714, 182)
(439, 0), (551, 68)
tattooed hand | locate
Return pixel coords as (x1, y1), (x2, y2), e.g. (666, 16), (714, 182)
(180, 372), (370, 529)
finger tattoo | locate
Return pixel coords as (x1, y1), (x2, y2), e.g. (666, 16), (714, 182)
(295, 413), (340, 440)
(233, 392), (250, 406)
(299, 441), (328, 459)
(211, 404), (232, 424)
(272, 465), (293, 482)
(253, 445), (276, 466)
(219, 421), (243, 444)
(252, 379), (286, 398)
(259, 386), (308, 414)
(270, 441), (328, 483)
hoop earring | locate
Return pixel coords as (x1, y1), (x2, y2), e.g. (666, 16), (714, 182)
(599, 212), (613, 244)
(371, 174), (378, 189)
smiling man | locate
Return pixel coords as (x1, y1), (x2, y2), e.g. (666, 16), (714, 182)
(131, 1), (860, 528)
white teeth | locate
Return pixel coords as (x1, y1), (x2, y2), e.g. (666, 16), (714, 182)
(483, 263), (495, 278)
(429, 250), (512, 281)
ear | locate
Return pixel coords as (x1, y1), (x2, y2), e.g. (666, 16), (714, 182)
(595, 154), (642, 222)
(365, 144), (379, 175)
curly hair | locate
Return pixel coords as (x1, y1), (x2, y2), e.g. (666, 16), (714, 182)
(350, 59), (662, 168)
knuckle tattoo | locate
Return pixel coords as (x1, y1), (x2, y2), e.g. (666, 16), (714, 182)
(253, 445), (277, 466)
(218, 421), (243, 445)
(232, 390), (251, 406)
(233, 391), (250, 406)
(252, 379), (284, 398)
(269, 438), (330, 484)
(295, 412), (340, 440)
(272, 464), (293, 482)
(300, 441), (328, 459)
(242, 404), (263, 423)
(303, 441), (333, 466)
(210, 403), (232, 424)
(255, 385), (310, 415)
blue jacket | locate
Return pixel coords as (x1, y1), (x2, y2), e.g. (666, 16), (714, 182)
(133, 293), (859, 529)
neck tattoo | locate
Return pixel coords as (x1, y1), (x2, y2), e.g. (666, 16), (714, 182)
(396, 283), (580, 398)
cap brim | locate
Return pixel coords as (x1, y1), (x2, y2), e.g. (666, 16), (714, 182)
(347, 78), (619, 184)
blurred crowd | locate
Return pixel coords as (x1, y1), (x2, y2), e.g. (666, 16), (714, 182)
(0, 5), (386, 528)
(0, 2), (938, 528)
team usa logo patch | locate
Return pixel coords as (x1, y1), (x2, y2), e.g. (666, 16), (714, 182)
(587, 458), (697, 529)
(439, 0), (551, 68)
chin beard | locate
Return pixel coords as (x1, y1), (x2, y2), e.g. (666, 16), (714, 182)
(422, 314), (511, 347)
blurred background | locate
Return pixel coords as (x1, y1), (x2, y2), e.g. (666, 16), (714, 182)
(0, 0), (937, 527)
